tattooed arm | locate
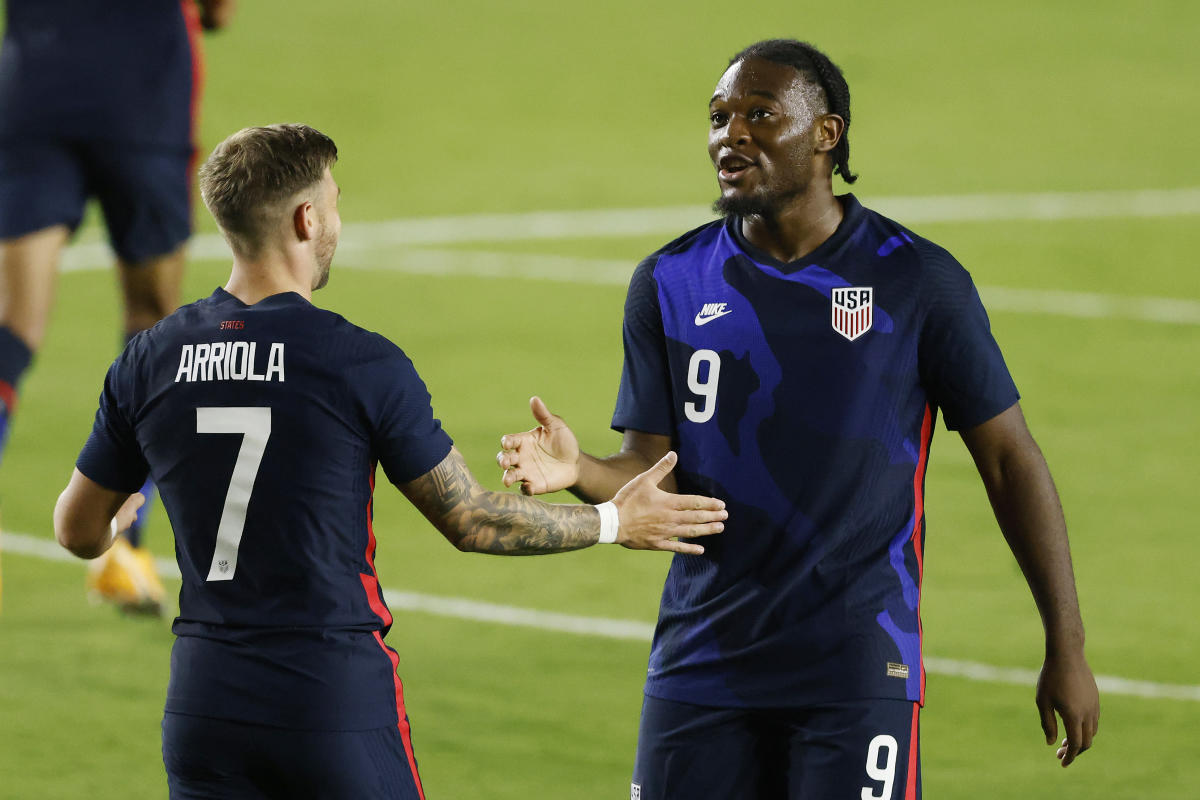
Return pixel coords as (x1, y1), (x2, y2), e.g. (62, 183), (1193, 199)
(401, 446), (726, 556)
(402, 447), (599, 554)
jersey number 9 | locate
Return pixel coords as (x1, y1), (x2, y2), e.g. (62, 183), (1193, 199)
(684, 349), (721, 424)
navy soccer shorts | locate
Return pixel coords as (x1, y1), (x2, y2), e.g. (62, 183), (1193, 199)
(162, 712), (425, 800)
(0, 139), (192, 263)
(631, 695), (920, 800)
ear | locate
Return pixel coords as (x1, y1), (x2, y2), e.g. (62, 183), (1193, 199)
(813, 113), (846, 154)
(292, 201), (317, 242)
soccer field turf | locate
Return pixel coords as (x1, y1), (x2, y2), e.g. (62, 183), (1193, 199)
(2, 1), (1198, 797)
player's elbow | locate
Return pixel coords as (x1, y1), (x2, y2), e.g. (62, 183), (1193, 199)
(447, 529), (478, 553)
(53, 493), (107, 559)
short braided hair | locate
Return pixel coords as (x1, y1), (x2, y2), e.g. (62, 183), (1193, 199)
(728, 39), (858, 184)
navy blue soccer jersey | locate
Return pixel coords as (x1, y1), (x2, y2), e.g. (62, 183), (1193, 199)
(613, 194), (1019, 709)
(76, 288), (453, 730)
(0, 0), (201, 146)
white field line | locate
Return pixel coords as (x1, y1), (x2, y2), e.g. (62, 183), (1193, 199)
(329, 247), (1200, 326)
(56, 188), (1200, 326)
(4, 529), (1198, 703)
(58, 187), (1200, 260)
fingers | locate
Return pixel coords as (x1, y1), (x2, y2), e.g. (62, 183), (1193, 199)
(499, 462), (537, 492)
(672, 493), (726, 512)
(656, 538), (706, 556)
(112, 492), (148, 536)
(1054, 702), (1098, 768)
(670, 510), (728, 529)
(1037, 697), (1058, 745)
(679, 521), (724, 537)
(639, 451), (678, 487)
(1058, 713), (1085, 767)
(529, 395), (556, 428)
(498, 439), (533, 488)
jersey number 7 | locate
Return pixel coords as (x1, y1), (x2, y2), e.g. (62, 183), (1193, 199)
(196, 407), (272, 582)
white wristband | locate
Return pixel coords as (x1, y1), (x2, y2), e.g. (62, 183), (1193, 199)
(595, 501), (619, 544)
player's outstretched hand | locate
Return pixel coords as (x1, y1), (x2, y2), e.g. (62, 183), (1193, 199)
(1036, 649), (1100, 768)
(611, 452), (725, 555)
(110, 492), (147, 539)
(497, 396), (580, 495)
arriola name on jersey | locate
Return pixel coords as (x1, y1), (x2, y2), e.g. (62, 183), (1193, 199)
(174, 342), (285, 383)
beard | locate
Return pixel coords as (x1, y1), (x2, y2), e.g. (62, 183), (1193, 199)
(712, 184), (801, 219)
(714, 192), (773, 218)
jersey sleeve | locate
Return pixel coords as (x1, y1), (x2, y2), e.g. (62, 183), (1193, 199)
(611, 256), (674, 435)
(350, 343), (453, 486)
(76, 351), (151, 493)
(917, 248), (1020, 430)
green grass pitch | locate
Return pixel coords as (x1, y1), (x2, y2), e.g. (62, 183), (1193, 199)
(1, 1), (1198, 797)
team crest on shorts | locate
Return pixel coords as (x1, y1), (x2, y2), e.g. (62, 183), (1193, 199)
(631, 783), (642, 799)
(831, 287), (874, 341)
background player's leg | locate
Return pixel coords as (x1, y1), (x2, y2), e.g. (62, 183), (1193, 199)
(783, 700), (920, 800)
(117, 247), (185, 550)
(632, 695), (768, 800)
(118, 246), (186, 341)
(81, 136), (191, 614)
(0, 138), (89, 613)
(0, 226), (68, 613)
(0, 225), (69, 461)
(79, 250), (187, 615)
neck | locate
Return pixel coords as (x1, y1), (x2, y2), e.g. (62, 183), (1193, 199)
(740, 188), (844, 263)
(223, 248), (313, 305)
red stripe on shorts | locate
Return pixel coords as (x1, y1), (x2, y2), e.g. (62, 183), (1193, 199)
(905, 702), (921, 800)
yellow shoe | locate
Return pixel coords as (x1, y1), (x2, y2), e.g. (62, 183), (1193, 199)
(86, 537), (165, 616)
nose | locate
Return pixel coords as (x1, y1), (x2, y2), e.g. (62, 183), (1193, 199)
(720, 113), (751, 147)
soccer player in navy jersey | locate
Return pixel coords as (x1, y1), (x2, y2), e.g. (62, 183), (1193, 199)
(52, 123), (726, 799)
(497, 39), (1100, 799)
(0, 0), (235, 613)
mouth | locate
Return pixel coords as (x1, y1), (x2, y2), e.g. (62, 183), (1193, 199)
(717, 153), (756, 183)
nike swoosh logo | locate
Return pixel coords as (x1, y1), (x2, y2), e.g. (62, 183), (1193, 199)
(694, 309), (733, 326)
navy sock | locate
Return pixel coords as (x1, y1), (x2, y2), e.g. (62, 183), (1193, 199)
(0, 326), (33, 467)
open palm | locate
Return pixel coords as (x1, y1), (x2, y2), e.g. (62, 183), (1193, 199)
(498, 396), (580, 495)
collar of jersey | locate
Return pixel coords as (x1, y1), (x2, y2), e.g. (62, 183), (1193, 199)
(211, 287), (313, 308)
(726, 193), (864, 274)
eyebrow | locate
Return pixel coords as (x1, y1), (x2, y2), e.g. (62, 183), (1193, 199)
(710, 89), (781, 105)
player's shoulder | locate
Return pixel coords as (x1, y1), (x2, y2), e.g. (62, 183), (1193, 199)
(631, 218), (725, 284)
(645, 218), (725, 267)
(307, 310), (423, 383)
(859, 201), (973, 290)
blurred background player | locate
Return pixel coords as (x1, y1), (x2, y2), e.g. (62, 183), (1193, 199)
(53, 124), (725, 797)
(0, 0), (236, 613)
(498, 39), (1100, 798)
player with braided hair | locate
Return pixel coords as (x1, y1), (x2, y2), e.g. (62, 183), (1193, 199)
(498, 38), (1099, 798)
(729, 39), (858, 185)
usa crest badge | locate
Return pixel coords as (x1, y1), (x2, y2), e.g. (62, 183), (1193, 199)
(831, 287), (873, 341)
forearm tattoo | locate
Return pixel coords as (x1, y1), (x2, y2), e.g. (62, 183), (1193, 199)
(403, 448), (599, 555)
